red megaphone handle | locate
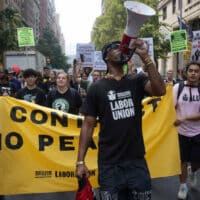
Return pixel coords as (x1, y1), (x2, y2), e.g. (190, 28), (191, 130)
(120, 33), (137, 55)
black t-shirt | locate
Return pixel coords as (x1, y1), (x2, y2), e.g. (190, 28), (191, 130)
(15, 87), (46, 106)
(46, 80), (57, 92)
(81, 73), (148, 165)
(46, 87), (82, 115)
(0, 82), (16, 96)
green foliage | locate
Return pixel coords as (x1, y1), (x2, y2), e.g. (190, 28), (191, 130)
(0, 8), (23, 63)
(91, 0), (126, 50)
(36, 27), (68, 70)
(138, 0), (171, 64)
(91, 0), (170, 65)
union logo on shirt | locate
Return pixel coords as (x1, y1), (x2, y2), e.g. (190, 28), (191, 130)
(107, 90), (116, 101)
(107, 90), (135, 120)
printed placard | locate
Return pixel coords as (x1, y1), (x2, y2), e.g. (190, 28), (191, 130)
(94, 51), (107, 71)
(76, 43), (95, 67)
(17, 27), (35, 47)
(170, 30), (188, 53)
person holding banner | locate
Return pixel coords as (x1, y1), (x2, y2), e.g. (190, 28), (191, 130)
(46, 71), (82, 115)
(173, 61), (200, 200)
(15, 68), (46, 106)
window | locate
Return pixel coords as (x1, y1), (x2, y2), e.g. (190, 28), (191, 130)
(163, 7), (167, 20)
(172, 0), (176, 14)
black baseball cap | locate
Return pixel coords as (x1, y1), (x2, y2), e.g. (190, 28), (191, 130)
(102, 41), (120, 63)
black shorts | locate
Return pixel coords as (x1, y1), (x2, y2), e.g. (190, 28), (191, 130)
(98, 158), (151, 199)
(178, 134), (200, 163)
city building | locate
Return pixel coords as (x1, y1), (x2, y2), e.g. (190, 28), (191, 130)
(0, 0), (65, 53)
(0, 0), (23, 13)
(158, 0), (200, 77)
(21, 0), (40, 43)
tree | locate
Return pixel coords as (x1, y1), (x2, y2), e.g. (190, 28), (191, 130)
(0, 8), (23, 63)
(36, 27), (68, 70)
(91, 0), (170, 67)
(137, 0), (171, 66)
(91, 0), (125, 50)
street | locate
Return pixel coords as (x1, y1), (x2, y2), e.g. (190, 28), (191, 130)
(3, 171), (200, 200)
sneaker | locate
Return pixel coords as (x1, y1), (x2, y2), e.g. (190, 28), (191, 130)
(177, 184), (188, 199)
(188, 171), (197, 188)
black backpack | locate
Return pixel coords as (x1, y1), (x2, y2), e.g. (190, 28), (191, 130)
(177, 81), (200, 100)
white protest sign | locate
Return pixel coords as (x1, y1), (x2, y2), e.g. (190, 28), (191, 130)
(131, 37), (154, 67)
(191, 30), (200, 62)
(159, 26), (171, 41)
(94, 51), (107, 71)
(76, 43), (95, 68)
(142, 37), (154, 59)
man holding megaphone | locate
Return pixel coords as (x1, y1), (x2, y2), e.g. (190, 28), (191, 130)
(76, 1), (166, 199)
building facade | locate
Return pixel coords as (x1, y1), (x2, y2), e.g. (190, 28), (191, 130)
(0, 0), (65, 53)
(21, 0), (40, 43)
(158, 0), (200, 76)
(0, 0), (23, 13)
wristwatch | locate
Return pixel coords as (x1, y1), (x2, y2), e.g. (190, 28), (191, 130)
(76, 161), (85, 167)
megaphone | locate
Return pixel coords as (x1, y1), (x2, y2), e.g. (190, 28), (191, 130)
(120, 1), (155, 55)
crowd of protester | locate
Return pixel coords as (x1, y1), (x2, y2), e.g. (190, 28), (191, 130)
(0, 61), (105, 115)
(0, 58), (199, 200)
(0, 60), (189, 109)
(0, 60), (144, 118)
(0, 60), (148, 101)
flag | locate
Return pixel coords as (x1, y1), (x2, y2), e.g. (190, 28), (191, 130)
(177, 16), (193, 41)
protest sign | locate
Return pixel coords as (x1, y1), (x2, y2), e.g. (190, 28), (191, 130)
(17, 27), (35, 47)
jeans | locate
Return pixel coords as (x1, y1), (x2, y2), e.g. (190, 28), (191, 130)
(98, 158), (151, 200)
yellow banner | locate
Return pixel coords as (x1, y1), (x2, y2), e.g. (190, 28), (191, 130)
(0, 86), (180, 195)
